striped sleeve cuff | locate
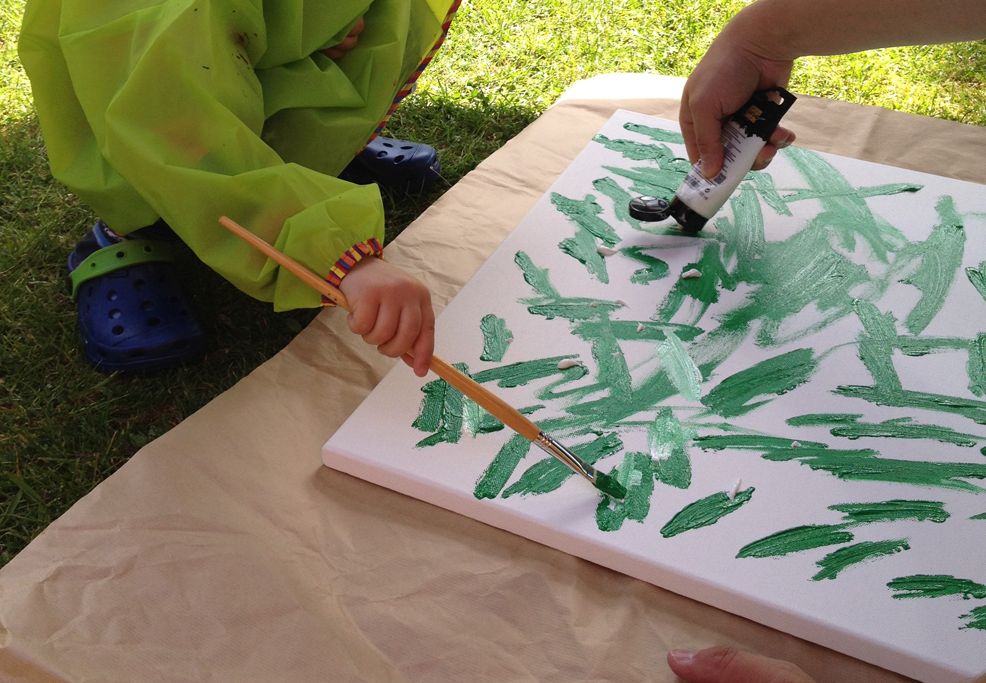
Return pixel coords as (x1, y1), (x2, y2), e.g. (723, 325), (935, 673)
(321, 237), (384, 305)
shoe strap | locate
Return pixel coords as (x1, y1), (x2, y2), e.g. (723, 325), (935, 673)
(70, 239), (175, 300)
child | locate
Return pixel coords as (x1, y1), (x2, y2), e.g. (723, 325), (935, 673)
(19, 0), (460, 377)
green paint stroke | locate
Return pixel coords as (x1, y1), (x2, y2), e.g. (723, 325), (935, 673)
(658, 331), (702, 401)
(960, 606), (986, 631)
(514, 251), (559, 297)
(502, 433), (623, 497)
(413, 364), (468, 447)
(649, 408), (693, 489)
(969, 333), (986, 397)
(812, 539), (910, 581)
(897, 195), (965, 334)
(479, 314), (513, 362)
(889, 574), (986, 600)
(560, 222), (610, 283)
(787, 413), (983, 448)
(661, 488), (754, 538)
(835, 384), (986, 426)
(702, 348), (818, 418)
(738, 524), (855, 558)
(622, 246), (669, 284)
(966, 261), (986, 302)
(829, 500), (949, 525)
(474, 435), (532, 499)
(852, 300), (902, 395)
(593, 177), (645, 233)
(694, 434), (828, 451)
(550, 193), (621, 247)
(596, 452), (656, 532)
(655, 241), (736, 324)
(622, 122), (685, 145)
(593, 134), (676, 162)
(971, 512), (986, 520)
(762, 445), (986, 492)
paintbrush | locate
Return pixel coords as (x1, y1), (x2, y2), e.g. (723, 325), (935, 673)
(218, 216), (626, 500)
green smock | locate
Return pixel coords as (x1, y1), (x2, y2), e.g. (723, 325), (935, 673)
(19, 0), (456, 310)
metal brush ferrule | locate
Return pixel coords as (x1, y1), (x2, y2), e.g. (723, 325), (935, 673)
(535, 432), (597, 483)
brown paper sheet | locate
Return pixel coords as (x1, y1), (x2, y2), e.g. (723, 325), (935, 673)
(3, 75), (985, 683)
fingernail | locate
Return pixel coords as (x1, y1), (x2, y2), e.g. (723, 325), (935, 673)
(669, 649), (696, 666)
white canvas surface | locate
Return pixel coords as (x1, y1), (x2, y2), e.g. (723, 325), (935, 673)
(324, 111), (986, 682)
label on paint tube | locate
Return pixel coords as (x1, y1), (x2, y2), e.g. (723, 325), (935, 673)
(676, 121), (764, 219)
(672, 87), (796, 227)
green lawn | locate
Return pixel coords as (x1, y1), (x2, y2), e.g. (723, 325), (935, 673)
(1, 0), (984, 566)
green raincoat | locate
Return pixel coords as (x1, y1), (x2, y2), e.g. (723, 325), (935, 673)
(19, 0), (457, 310)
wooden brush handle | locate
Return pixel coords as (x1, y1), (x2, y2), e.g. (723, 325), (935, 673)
(219, 216), (541, 443)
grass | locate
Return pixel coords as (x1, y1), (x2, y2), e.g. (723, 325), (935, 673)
(1, 0), (984, 567)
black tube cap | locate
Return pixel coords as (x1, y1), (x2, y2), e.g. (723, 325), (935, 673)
(628, 196), (671, 222)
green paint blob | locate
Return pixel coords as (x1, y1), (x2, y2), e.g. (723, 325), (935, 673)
(896, 196), (965, 334)
(658, 331), (702, 402)
(702, 348), (818, 418)
(596, 452), (654, 531)
(968, 333), (986, 397)
(966, 261), (986, 302)
(829, 500), (949, 525)
(737, 524), (855, 558)
(660, 488), (754, 538)
(888, 574), (986, 600)
(622, 246), (669, 284)
(594, 471), (629, 501)
(474, 435), (531, 499)
(551, 193), (621, 247)
(479, 314), (513, 362)
(502, 433), (623, 497)
(812, 539), (910, 581)
(649, 408), (693, 489)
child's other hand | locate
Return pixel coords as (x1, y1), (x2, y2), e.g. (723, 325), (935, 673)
(321, 17), (365, 60)
(338, 257), (435, 377)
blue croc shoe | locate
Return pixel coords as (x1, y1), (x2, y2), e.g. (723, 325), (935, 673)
(340, 136), (442, 190)
(67, 221), (206, 373)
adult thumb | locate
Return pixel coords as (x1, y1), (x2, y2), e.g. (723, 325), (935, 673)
(667, 646), (816, 683)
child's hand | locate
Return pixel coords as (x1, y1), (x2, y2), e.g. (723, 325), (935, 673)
(338, 257), (435, 377)
(321, 17), (365, 60)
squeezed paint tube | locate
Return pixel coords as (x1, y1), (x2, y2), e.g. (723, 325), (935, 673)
(628, 88), (796, 231)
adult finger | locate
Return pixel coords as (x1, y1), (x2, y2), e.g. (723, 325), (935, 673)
(667, 646), (815, 683)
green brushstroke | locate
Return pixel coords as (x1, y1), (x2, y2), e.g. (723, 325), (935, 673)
(462, 397), (506, 436)
(897, 335), (972, 356)
(622, 246), (669, 284)
(972, 512), (986, 520)
(573, 320), (702, 342)
(502, 433), (623, 497)
(661, 488), (754, 538)
(966, 261), (986, 301)
(649, 409), (693, 489)
(812, 539), (910, 581)
(889, 574), (986, 600)
(960, 606), (986, 631)
(606, 164), (687, 203)
(745, 171), (792, 218)
(835, 385), (986, 426)
(738, 524), (855, 558)
(622, 122), (685, 145)
(474, 435), (531, 499)
(829, 500), (949, 525)
(852, 300), (902, 395)
(472, 356), (580, 388)
(551, 193), (621, 247)
(592, 177), (646, 232)
(787, 413), (983, 447)
(702, 348), (817, 417)
(762, 445), (986, 492)
(593, 134), (676, 162)
(656, 241), (736, 324)
(479, 314), (513, 362)
(896, 196), (965, 334)
(658, 331), (702, 401)
(782, 182), (921, 204)
(413, 364), (469, 447)
(596, 452), (656, 532)
(969, 333), (986, 397)
(515, 251), (559, 297)
(560, 223), (610, 283)
(694, 434), (828, 451)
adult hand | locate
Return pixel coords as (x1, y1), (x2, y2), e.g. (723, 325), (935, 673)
(679, 13), (796, 179)
(338, 256), (436, 377)
(668, 646), (816, 683)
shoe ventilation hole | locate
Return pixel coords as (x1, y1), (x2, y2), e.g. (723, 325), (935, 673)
(393, 155), (406, 163)
(382, 141), (393, 148)
(143, 245), (153, 253)
(116, 250), (126, 259)
(375, 151), (388, 158)
(108, 309), (122, 320)
(400, 145), (413, 150)
(107, 290), (119, 301)
(112, 325), (125, 336)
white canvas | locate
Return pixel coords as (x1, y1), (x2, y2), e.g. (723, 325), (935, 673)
(323, 111), (986, 682)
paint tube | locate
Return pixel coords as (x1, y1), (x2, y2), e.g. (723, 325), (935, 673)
(670, 87), (796, 231)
